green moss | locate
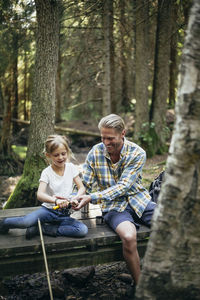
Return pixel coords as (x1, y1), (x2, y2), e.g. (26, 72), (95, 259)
(4, 155), (47, 209)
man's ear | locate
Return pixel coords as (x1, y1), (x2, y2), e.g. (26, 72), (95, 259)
(121, 129), (126, 138)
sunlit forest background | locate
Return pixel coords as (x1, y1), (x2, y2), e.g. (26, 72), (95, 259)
(0, 0), (191, 207)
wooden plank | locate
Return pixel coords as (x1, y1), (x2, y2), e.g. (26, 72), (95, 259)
(0, 239), (148, 277)
(0, 206), (151, 278)
(0, 204), (102, 220)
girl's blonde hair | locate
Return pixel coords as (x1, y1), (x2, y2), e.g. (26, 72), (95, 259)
(44, 135), (73, 161)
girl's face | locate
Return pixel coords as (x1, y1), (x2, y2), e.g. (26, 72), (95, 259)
(46, 144), (68, 169)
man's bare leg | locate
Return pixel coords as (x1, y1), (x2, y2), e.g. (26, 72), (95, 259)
(116, 221), (140, 284)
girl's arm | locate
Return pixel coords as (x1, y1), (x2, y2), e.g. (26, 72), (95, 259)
(37, 181), (57, 204)
(37, 181), (69, 207)
(73, 175), (86, 197)
(71, 175), (86, 208)
(37, 182), (69, 208)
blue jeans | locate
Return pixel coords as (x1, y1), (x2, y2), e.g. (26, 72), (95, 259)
(3, 206), (88, 237)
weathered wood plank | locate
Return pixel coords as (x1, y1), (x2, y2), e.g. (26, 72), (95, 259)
(0, 206), (151, 278)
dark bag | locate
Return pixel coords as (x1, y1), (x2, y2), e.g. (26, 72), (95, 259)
(149, 171), (165, 203)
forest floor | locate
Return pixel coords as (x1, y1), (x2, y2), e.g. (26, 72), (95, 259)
(0, 148), (167, 300)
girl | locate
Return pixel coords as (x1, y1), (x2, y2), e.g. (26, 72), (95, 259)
(0, 135), (88, 239)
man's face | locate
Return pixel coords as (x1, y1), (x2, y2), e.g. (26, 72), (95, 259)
(100, 127), (125, 155)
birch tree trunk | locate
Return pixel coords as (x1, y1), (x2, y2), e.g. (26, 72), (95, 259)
(135, 1), (200, 299)
(5, 0), (60, 208)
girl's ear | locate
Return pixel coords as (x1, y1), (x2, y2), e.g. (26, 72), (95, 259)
(45, 152), (51, 159)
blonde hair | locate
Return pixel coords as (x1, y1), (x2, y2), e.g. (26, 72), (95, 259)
(98, 114), (125, 133)
(44, 135), (73, 161)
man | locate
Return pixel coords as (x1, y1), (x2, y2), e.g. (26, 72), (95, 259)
(75, 114), (156, 285)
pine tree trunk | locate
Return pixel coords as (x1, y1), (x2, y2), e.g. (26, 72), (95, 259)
(55, 46), (62, 123)
(150, 0), (172, 154)
(12, 32), (19, 134)
(102, 0), (115, 115)
(135, 2), (200, 299)
(134, 0), (149, 141)
(5, 0), (60, 208)
(119, 0), (129, 112)
(169, 2), (178, 108)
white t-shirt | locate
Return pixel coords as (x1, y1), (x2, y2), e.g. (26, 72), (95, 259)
(39, 162), (79, 209)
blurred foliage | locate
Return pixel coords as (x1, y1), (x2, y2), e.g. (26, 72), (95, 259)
(11, 145), (27, 160)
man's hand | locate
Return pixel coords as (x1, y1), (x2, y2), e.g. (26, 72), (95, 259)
(73, 195), (91, 210)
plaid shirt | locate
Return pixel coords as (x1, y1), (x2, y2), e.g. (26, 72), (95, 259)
(82, 138), (151, 218)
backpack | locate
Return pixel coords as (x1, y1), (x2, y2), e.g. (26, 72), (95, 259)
(149, 171), (165, 203)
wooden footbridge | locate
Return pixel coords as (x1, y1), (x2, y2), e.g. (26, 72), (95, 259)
(0, 204), (151, 278)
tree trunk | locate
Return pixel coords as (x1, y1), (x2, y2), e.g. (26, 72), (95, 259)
(150, 0), (172, 154)
(102, 0), (115, 115)
(134, 0), (149, 142)
(23, 49), (28, 121)
(12, 32), (19, 134)
(5, 0), (60, 208)
(55, 45), (62, 123)
(119, 0), (129, 113)
(0, 84), (12, 156)
(169, 1), (178, 108)
(135, 1), (200, 299)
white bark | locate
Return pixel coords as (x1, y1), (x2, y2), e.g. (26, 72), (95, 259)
(135, 1), (200, 299)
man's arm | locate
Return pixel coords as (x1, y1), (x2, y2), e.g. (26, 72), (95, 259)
(90, 150), (146, 203)
(82, 149), (97, 193)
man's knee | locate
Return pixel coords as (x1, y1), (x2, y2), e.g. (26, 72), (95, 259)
(122, 230), (137, 245)
(116, 221), (137, 246)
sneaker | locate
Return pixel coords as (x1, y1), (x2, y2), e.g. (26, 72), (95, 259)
(26, 225), (39, 240)
(0, 218), (9, 234)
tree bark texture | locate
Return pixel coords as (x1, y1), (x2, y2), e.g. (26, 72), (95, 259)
(134, 0), (149, 140)
(102, 0), (115, 115)
(27, 0), (60, 157)
(150, 0), (172, 152)
(5, 0), (60, 208)
(169, 1), (179, 108)
(135, 1), (200, 299)
(119, 0), (129, 112)
(12, 32), (20, 135)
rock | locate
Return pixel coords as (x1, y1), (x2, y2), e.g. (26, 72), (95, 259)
(62, 266), (95, 285)
(117, 273), (133, 284)
(66, 296), (77, 300)
(52, 285), (65, 298)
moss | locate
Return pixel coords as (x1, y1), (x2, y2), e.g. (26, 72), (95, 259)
(4, 155), (47, 209)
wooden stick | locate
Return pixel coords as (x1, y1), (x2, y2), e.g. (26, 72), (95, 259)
(38, 219), (54, 300)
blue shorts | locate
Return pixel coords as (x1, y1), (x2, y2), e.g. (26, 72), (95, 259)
(103, 201), (156, 231)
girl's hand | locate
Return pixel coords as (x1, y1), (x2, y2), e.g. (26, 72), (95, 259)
(55, 196), (70, 208)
